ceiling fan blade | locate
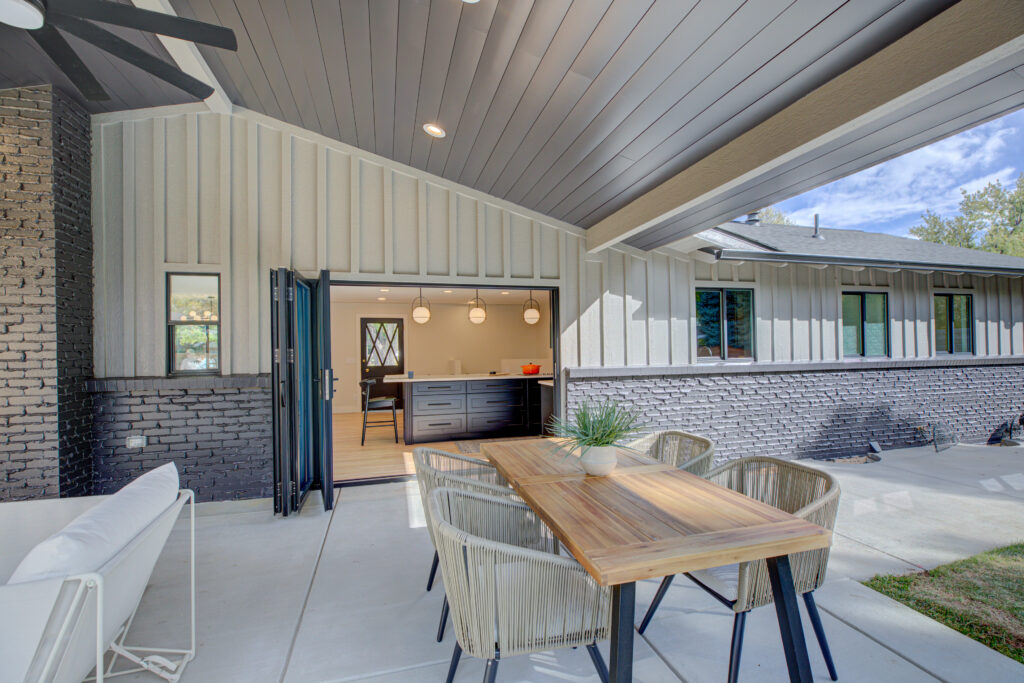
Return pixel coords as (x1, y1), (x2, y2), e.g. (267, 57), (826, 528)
(48, 0), (237, 51)
(50, 14), (215, 101)
(28, 24), (110, 101)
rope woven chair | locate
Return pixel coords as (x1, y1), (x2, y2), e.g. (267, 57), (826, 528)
(413, 447), (519, 642)
(429, 487), (612, 683)
(627, 430), (715, 477)
(637, 456), (841, 683)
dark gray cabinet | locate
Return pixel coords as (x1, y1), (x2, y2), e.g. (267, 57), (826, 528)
(402, 377), (544, 444)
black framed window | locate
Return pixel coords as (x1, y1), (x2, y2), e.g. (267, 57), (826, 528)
(934, 293), (973, 354)
(695, 288), (754, 360)
(842, 292), (889, 357)
(167, 273), (220, 374)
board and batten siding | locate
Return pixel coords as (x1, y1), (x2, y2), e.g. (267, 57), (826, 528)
(91, 106), (1024, 380)
(91, 106), (700, 378)
(691, 259), (1024, 360)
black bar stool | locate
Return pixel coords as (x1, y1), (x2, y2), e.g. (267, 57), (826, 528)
(359, 378), (398, 445)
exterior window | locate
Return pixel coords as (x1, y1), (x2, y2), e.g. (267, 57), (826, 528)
(696, 288), (754, 360)
(167, 274), (220, 373)
(934, 294), (973, 354)
(842, 292), (888, 357)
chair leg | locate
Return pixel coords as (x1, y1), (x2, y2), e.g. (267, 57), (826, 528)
(361, 406), (368, 446)
(437, 595), (449, 642)
(803, 592), (838, 681)
(637, 574), (675, 634)
(586, 643), (609, 683)
(426, 550), (439, 592)
(482, 653), (500, 683)
(445, 642), (462, 683)
(727, 611), (747, 683)
(392, 402), (398, 443)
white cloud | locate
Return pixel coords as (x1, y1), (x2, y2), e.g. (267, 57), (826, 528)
(779, 114), (1021, 235)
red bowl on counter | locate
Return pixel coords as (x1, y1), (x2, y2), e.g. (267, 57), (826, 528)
(521, 364), (540, 375)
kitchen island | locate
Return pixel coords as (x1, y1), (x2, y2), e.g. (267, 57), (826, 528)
(384, 373), (553, 444)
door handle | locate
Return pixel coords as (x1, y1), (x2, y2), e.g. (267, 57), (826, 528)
(323, 368), (332, 401)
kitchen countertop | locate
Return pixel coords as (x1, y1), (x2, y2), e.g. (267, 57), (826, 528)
(537, 379), (554, 388)
(383, 373), (553, 383)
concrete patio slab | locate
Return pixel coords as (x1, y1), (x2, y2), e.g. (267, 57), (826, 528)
(106, 444), (1023, 682)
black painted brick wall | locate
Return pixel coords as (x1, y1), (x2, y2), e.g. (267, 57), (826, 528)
(0, 84), (94, 500)
(91, 383), (273, 502)
(567, 363), (1024, 463)
(53, 89), (93, 497)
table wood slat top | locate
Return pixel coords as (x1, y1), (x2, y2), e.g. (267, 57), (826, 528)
(483, 439), (832, 586)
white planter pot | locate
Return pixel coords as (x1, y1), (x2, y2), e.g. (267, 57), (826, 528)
(580, 445), (617, 476)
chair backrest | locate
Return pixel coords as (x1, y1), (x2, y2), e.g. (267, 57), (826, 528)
(629, 430), (715, 475)
(412, 447), (512, 545)
(3, 491), (188, 683)
(428, 487), (604, 660)
(359, 378), (375, 409)
(709, 457), (840, 612)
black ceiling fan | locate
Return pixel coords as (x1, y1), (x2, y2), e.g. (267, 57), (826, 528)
(0, 0), (237, 102)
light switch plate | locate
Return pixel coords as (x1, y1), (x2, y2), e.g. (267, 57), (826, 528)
(126, 435), (147, 448)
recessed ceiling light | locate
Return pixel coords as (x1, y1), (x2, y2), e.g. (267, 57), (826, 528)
(443, 290), (453, 294)
(422, 123), (446, 138)
(377, 297), (386, 301)
(379, 288), (389, 292)
(462, 0), (481, 4)
(501, 291), (509, 295)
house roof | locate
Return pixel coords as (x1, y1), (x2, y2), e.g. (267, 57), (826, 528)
(705, 222), (1024, 275)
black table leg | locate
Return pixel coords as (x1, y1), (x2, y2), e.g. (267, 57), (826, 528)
(609, 582), (635, 683)
(766, 556), (813, 683)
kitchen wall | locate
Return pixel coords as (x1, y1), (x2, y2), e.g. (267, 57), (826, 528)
(330, 299), (552, 412)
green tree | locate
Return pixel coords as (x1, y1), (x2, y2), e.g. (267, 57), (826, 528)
(910, 174), (1024, 256)
(757, 206), (794, 225)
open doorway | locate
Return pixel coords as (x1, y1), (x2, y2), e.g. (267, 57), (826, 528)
(329, 284), (559, 483)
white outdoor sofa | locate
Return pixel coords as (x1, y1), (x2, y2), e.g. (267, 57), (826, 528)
(0, 464), (195, 683)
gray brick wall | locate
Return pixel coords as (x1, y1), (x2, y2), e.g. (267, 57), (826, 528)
(0, 85), (92, 501)
(567, 361), (1024, 463)
(91, 377), (273, 502)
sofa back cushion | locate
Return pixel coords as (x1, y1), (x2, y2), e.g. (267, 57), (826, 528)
(7, 464), (180, 585)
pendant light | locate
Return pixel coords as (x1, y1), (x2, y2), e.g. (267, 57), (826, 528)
(411, 287), (431, 324)
(523, 290), (541, 325)
(468, 289), (487, 324)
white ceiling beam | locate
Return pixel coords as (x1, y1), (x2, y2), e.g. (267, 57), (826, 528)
(586, 0), (1024, 253)
(131, 0), (232, 114)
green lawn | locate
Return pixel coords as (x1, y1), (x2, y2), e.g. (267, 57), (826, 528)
(863, 543), (1024, 664)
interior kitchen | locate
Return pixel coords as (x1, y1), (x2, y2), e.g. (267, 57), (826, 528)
(329, 285), (555, 482)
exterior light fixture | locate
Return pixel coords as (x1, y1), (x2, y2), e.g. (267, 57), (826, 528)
(422, 123), (446, 138)
(412, 287), (431, 324)
(523, 290), (541, 325)
(468, 289), (487, 325)
(0, 0), (44, 30)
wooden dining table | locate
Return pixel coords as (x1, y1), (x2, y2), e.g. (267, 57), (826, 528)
(481, 439), (832, 683)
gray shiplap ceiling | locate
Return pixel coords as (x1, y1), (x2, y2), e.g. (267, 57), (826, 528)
(166, 0), (958, 229)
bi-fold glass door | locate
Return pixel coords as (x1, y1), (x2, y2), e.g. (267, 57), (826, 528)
(271, 268), (334, 516)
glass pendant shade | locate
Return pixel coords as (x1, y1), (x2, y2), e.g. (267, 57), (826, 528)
(468, 289), (487, 324)
(523, 291), (541, 325)
(411, 288), (431, 324)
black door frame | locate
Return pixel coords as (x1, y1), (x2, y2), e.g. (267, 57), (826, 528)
(327, 279), (562, 486)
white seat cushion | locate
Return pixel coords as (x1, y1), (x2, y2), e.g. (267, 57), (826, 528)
(689, 563), (739, 603)
(7, 463), (179, 585)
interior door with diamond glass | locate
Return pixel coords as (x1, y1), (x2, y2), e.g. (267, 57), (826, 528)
(360, 318), (404, 408)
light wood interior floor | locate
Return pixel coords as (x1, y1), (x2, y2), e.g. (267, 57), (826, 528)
(333, 410), (478, 482)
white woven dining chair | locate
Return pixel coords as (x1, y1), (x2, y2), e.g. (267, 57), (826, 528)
(413, 447), (520, 642)
(429, 487), (612, 683)
(627, 430), (715, 477)
(637, 456), (841, 683)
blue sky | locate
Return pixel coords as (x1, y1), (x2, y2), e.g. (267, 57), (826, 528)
(773, 108), (1024, 236)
